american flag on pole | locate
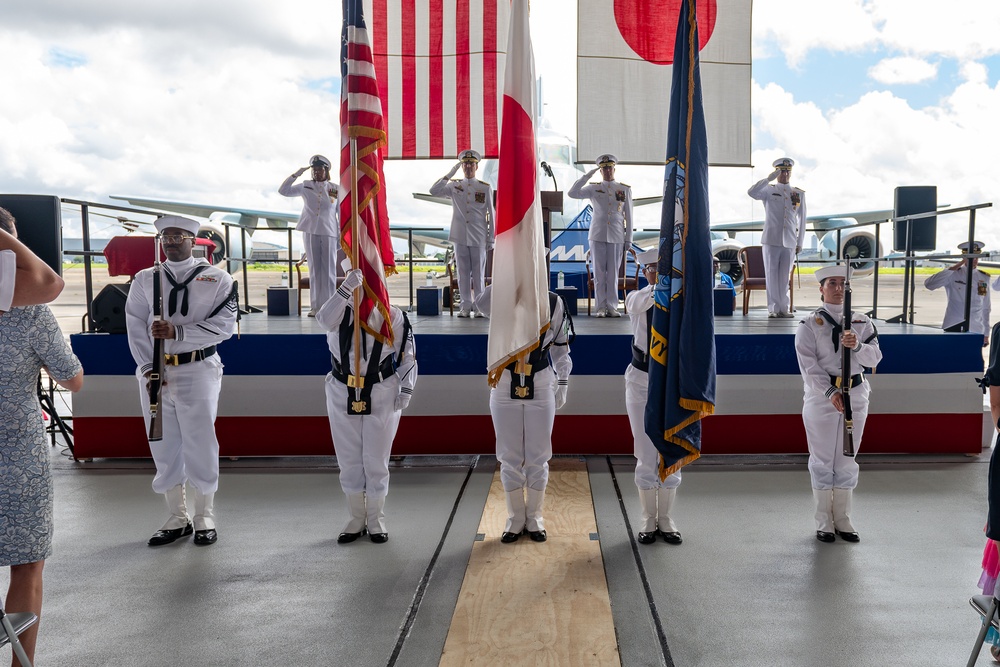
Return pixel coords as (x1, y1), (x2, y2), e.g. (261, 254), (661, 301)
(364, 0), (510, 159)
(341, 0), (396, 345)
(486, 0), (547, 385)
(645, 0), (717, 478)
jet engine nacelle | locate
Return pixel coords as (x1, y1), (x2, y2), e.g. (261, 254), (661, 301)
(817, 226), (881, 276)
(712, 237), (746, 285)
(197, 214), (252, 271)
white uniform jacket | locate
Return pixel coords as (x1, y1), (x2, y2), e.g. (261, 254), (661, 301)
(125, 257), (238, 375)
(429, 177), (495, 248)
(794, 306), (882, 398)
(568, 170), (634, 245)
(278, 176), (340, 238)
(316, 286), (418, 403)
(747, 178), (807, 249)
(925, 267), (992, 335)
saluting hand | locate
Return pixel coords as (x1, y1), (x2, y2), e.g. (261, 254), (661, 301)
(294, 167), (308, 178)
(767, 169), (780, 181)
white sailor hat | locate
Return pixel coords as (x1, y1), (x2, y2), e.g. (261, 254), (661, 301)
(310, 154), (332, 169)
(958, 240), (985, 252)
(458, 149), (481, 163)
(154, 215), (200, 237)
(815, 266), (848, 282)
(636, 248), (658, 266)
(772, 157), (795, 170)
(597, 154), (618, 167)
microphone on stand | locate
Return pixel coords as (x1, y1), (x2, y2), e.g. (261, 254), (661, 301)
(540, 161), (557, 191)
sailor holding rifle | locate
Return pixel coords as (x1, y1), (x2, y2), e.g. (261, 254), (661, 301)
(794, 265), (881, 543)
(126, 215), (238, 547)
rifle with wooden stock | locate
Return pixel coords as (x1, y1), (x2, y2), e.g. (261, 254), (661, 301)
(148, 234), (165, 442)
(842, 263), (855, 458)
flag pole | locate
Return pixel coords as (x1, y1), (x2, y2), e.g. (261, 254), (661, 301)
(350, 136), (363, 396)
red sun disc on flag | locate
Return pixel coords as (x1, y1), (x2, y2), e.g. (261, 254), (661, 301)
(612, 0), (717, 65)
(496, 95), (536, 235)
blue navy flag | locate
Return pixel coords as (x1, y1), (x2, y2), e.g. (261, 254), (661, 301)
(644, 0), (717, 479)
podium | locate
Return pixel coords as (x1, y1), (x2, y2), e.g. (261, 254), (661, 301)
(417, 286), (442, 316)
(266, 287), (299, 316)
(713, 287), (734, 316)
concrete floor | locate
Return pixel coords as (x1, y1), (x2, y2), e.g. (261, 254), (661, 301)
(1, 450), (996, 666)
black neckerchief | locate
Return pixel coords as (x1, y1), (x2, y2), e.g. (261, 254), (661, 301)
(817, 309), (843, 353)
(163, 265), (209, 316)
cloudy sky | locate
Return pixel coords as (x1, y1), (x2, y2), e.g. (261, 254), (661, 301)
(2, 0), (999, 253)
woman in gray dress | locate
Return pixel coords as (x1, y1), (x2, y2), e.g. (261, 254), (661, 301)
(0, 207), (83, 667)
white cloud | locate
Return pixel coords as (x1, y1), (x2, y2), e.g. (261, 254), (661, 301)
(752, 0), (879, 68)
(868, 56), (937, 85)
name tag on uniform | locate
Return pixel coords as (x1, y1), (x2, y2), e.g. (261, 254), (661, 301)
(475, 191), (486, 204)
(615, 190), (626, 202)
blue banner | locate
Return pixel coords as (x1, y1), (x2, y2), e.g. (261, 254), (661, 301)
(644, 0), (717, 478)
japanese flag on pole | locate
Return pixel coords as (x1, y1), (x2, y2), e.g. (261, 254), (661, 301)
(486, 0), (548, 386)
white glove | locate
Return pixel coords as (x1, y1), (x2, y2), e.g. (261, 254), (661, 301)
(555, 382), (568, 409)
(342, 269), (364, 293)
(394, 393), (411, 411)
(445, 163), (461, 179)
(294, 166), (308, 178)
(767, 169), (780, 181)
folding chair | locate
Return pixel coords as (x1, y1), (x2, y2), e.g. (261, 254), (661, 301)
(0, 601), (38, 667)
(967, 594), (1000, 667)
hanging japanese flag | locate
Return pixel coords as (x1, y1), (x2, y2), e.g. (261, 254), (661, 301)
(577, 0), (751, 167)
(486, 0), (548, 386)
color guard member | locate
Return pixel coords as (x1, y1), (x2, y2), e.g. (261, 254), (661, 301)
(626, 249), (682, 545)
(794, 266), (882, 543)
(568, 153), (633, 317)
(318, 269), (417, 544)
(430, 149), (495, 318)
(924, 240), (992, 347)
(125, 215), (238, 546)
(279, 154), (339, 317)
(747, 157), (806, 318)
(477, 286), (573, 543)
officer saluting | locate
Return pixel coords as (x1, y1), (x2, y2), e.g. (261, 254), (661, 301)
(924, 240), (992, 347)
(317, 269), (417, 544)
(747, 157), (807, 318)
(568, 153), (633, 317)
(125, 215), (238, 547)
(794, 266), (882, 543)
(430, 149), (495, 318)
(279, 154), (339, 317)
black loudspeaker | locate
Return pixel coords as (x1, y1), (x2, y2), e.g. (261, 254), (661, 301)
(93, 283), (130, 334)
(893, 186), (937, 252)
(0, 195), (63, 275)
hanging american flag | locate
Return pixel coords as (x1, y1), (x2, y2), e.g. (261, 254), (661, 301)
(364, 0), (510, 159)
(341, 0), (396, 345)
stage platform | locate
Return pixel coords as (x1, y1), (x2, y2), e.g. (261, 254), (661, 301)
(70, 309), (986, 458)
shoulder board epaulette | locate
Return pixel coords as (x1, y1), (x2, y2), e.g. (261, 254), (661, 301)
(793, 186), (805, 193)
(619, 182), (630, 188)
(477, 179), (490, 186)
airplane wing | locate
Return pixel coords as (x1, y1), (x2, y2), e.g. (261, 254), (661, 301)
(711, 209), (894, 235)
(412, 193), (452, 206)
(110, 195), (299, 230)
(634, 195), (662, 207)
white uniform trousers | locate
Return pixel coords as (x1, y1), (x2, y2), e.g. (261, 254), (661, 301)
(454, 243), (487, 312)
(625, 366), (681, 490)
(762, 243), (795, 314)
(491, 367), (556, 492)
(802, 383), (869, 489)
(591, 241), (624, 312)
(325, 374), (400, 499)
(303, 232), (339, 315)
(136, 358), (223, 495)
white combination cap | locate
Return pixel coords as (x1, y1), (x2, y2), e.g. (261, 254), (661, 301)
(636, 248), (658, 266)
(458, 149), (482, 163)
(958, 240), (985, 252)
(772, 157), (795, 170)
(597, 154), (618, 167)
(154, 215), (201, 236)
(310, 154), (332, 169)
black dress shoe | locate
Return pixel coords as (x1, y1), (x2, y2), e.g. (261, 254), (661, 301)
(338, 529), (367, 544)
(835, 529), (860, 543)
(528, 530), (547, 543)
(659, 530), (683, 545)
(816, 531), (836, 543)
(148, 522), (193, 546)
(369, 532), (388, 544)
(637, 531), (657, 545)
(193, 529), (218, 546)
(500, 529), (523, 543)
